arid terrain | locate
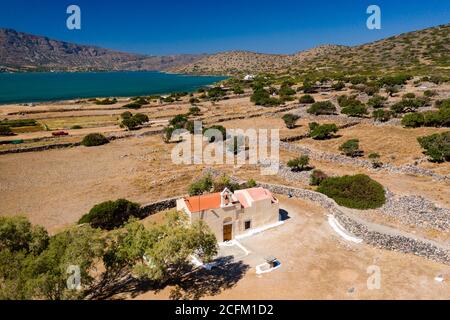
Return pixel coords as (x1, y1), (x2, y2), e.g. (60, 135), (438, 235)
(1, 73), (449, 299)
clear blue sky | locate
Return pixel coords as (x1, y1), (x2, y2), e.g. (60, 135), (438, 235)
(0, 0), (449, 55)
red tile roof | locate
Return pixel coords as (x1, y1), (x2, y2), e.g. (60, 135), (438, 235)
(184, 192), (223, 212)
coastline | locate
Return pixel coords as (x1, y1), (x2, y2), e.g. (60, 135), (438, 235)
(0, 71), (229, 105)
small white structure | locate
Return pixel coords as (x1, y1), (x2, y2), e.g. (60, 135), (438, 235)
(244, 74), (255, 81)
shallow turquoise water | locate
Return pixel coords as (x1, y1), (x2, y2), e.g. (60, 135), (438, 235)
(0, 71), (227, 104)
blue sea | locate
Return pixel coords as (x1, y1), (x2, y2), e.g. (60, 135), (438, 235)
(0, 71), (227, 104)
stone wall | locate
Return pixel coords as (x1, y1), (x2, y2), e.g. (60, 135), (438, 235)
(280, 141), (450, 181)
(255, 181), (450, 265)
(139, 197), (179, 218)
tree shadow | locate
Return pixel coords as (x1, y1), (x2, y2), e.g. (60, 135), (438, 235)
(168, 256), (250, 300)
(89, 256), (249, 300)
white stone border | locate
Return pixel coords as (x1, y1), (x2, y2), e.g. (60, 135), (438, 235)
(328, 215), (363, 244)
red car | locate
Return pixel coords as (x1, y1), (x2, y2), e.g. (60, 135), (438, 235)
(52, 131), (69, 137)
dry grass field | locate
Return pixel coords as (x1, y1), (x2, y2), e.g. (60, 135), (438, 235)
(0, 79), (449, 300)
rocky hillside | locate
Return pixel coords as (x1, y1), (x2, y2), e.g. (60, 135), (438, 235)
(0, 28), (205, 72)
(171, 24), (450, 75)
(1, 23), (449, 75)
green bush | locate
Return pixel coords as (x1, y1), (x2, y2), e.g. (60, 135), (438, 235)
(403, 93), (416, 99)
(417, 132), (450, 162)
(78, 199), (141, 230)
(310, 169), (328, 186)
(188, 175), (213, 196)
(332, 82), (345, 91)
(341, 104), (368, 117)
(95, 98), (117, 105)
(307, 101), (337, 115)
(317, 174), (386, 209)
(251, 88), (280, 106)
(169, 114), (188, 128)
(372, 109), (392, 122)
(309, 122), (338, 140)
(123, 102), (142, 110)
(204, 125), (227, 142)
(133, 113), (149, 125)
(0, 119), (37, 127)
(233, 86), (244, 95)
(189, 106), (201, 115)
(70, 125), (83, 130)
(401, 113), (425, 128)
(287, 155), (310, 172)
(339, 139), (363, 157)
(301, 82), (317, 94)
(0, 125), (14, 136)
(81, 133), (109, 147)
(299, 94), (315, 104)
(121, 111), (133, 120)
(367, 95), (388, 109)
(282, 113), (300, 129)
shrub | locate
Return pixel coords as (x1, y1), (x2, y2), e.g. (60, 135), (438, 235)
(120, 111), (133, 120)
(368, 153), (383, 168)
(133, 113), (149, 125)
(401, 113), (425, 128)
(287, 155), (310, 172)
(245, 179), (257, 188)
(367, 95), (388, 109)
(233, 86), (244, 95)
(339, 139), (363, 157)
(417, 132), (450, 162)
(169, 114), (188, 129)
(390, 98), (427, 114)
(282, 113), (300, 129)
(279, 84), (296, 97)
(189, 106), (201, 116)
(317, 174), (386, 209)
(299, 94), (315, 104)
(301, 82), (317, 94)
(309, 123), (338, 140)
(372, 109), (392, 122)
(188, 175), (213, 196)
(436, 99), (450, 110)
(204, 125), (227, 142)
(212, 175), (241, 193)
(385, 85), (399, 97)
(78, 199), (141, 230)
(307, 101), (337, 115)
(332, 82), (345, 91)
(0, 119), (37, 127)
(207, 87), (226, 100)
(341, 104), (368, 117)
(189, 97), (200, 104)
(123, 102), (142, 109)
(121, 117), (140, 130)
(0, 125), (14, 136)
(310, 170), (328, 186)
(70, 125), (82, 130)
(95, 98), (117, 105)
(251, 88), (280, 106)
(81, 133), (109, 147)
(403, 93), (416, 99)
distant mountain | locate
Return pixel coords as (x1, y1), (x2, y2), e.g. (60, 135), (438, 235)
(1, 24), (449, 75)
(170, 24), (450, 75)
(0, 28), (206, 72)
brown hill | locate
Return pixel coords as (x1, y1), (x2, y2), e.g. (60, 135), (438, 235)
(170, 24), (450, 75)
(0, 28), (205, 72)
